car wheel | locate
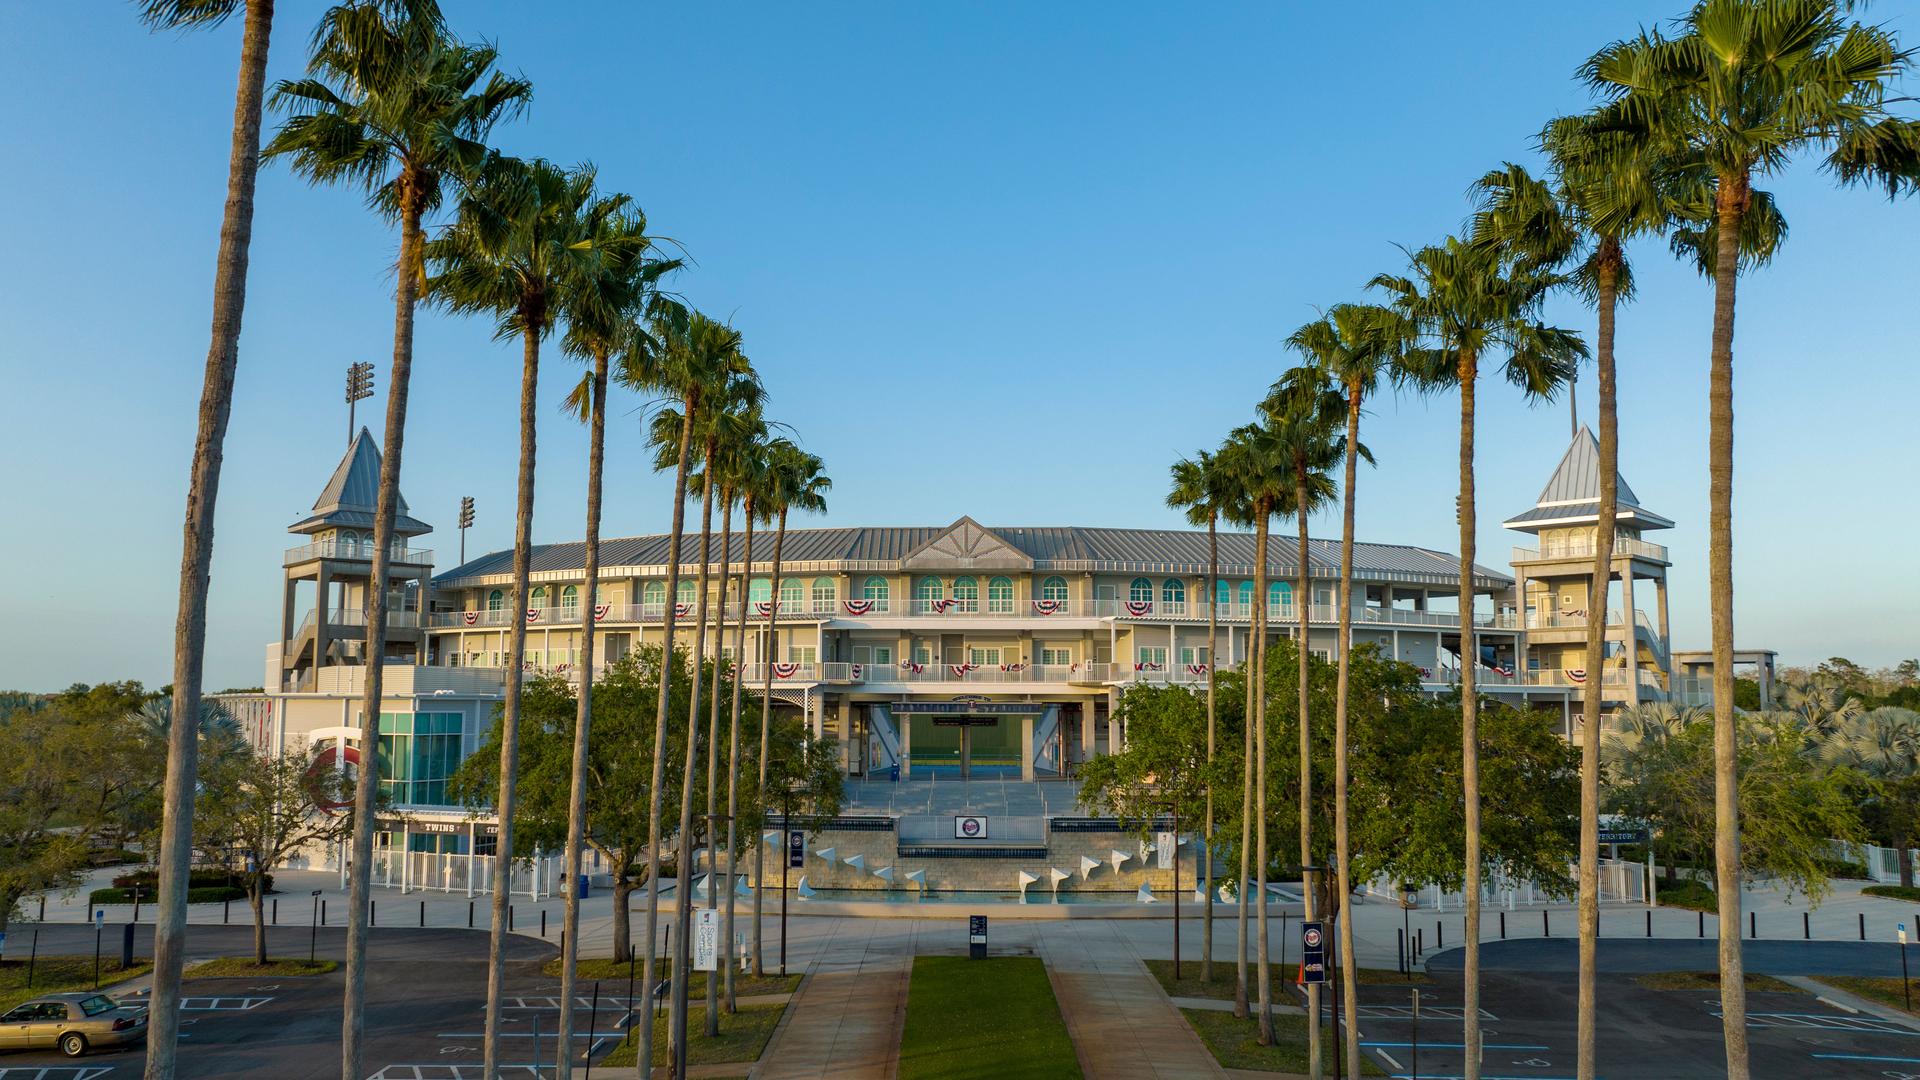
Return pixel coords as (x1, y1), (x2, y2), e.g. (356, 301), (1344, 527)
(59, 1032), (87, 1057)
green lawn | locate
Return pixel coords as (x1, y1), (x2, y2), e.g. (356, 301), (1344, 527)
(597, 1003), (785, 1067)
(0, 957), (151, 1014)
(899, 956), (1082, 1080)
(1812, 975), (1920, 1016)
(539, 956), (800, 997)
(1633, 970), (1803, 993)
(1144, 958), (1424, 1000)
(184, 957), (337, 979)
(1182, 1008), (1385, 1075)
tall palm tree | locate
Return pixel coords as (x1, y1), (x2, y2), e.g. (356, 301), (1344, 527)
(263, 7), (529, 1075)
(135, 2), (276, 1074)
(719, 424), (773, 1013)
(1262, 367), (1346, 1078)
(1374, 238), (1584, 1077)
(1165, 450), (1236, 983)
(613, 297), (696, 1076)
(1284, 304), (1397, 1078)
(554, 212), (675, 1080)
(752, 441), (829, 975)
(1588, 8), (1918, 1067)
(1212, 432), (1261, 1020)
(425, 157), (616, 1080)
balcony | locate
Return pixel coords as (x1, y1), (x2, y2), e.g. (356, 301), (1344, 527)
(285, 539), (434, 567)
(1511, 537), (1669, 565)
(291, 607), (423, 642)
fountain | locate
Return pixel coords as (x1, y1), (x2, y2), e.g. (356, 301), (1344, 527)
(1016, 870), (1039, 903)
(1078, 855), (1099, 882)
(872, 866), (895, 887)
(1136, 883), (1157, 903)
(1109, 849), (1132, 874)
(905, 867), (927, 899)
(1049, 867), (1070, 899)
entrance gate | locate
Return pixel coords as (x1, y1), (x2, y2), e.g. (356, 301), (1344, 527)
(892, 699), (1047, 779)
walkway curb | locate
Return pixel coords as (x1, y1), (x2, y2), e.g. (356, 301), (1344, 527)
(1782, 974), (1920, 1031)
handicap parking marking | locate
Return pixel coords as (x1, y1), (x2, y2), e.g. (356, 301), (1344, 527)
(1709, 1008), (1920, 1036)
(499, 995), (639, 1010)
(180, 995), (274, 1011)
(366, 1066), (557, 1079)
(1357, 1004), (1499, 1021)
(0, 1069), (119, 1080)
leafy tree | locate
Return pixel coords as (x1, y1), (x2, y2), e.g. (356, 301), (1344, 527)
(197, 745), (357, 964)
(0, 703), (112, 931)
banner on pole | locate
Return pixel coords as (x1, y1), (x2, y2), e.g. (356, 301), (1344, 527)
(693, 909), (720, 972)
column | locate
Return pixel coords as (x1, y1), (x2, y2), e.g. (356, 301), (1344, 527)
(838, 697), (853, 773)
(1080, 700), (1095, 762)
(901, 713), (912, 778)
(401, 820), (411, 895)
(314, 564), (332, 679)
(1021, 714), (1035, 781)
(1621, 566), (1639, 703)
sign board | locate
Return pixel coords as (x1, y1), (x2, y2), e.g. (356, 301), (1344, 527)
(1156, 832), (1176, 871)
(931, 716), (1001, 727)
(693, 909), (720, 972)
(1902, 922), (1909, 946)
(968, 914), (988, 959)
(954, 816), (989, 840)
(1597, 827), (1649, 845)
(1300, 920), (1328, 985)
(787, 830), (806, 869)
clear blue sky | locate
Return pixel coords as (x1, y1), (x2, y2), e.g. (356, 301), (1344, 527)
(2, 1), (1915, 691)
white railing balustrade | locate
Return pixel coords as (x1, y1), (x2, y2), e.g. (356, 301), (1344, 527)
(285, 540), (432, 566)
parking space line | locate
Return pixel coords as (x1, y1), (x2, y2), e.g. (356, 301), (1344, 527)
(0, 1069), (118, 1080)
(180, 996), (274, 1011)
(1714, 1010), (1920, 1036)
(1364, 1041), (1550, 1050)
(366, 1067), (557, 1079)
(1812, 1053), (1920, 1063)
(1357, 1005), (1499, 1021)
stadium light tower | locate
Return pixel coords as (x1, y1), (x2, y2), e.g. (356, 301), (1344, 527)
(458, 496), (475, 564)
(346, 361), (375, 444)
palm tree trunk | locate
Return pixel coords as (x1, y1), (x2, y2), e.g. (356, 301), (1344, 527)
(1576, 250), (1621, 1080)
(147, 7), (273, 1077)
(252, 887), (267, 967)
(1295, 475), (1319, 1077)
(482, 322), (540, 1080)
(555, 345), (610, 1080)
(1203, 515), (1218, 983)
(1254, 510), (1274, 1045)
(344, 177), (426, 1080)
(1235, 546), (1255, 1019)
(671, 443), (718, 1074)
(1335, 389), (1362, 1079)
(638, 400), (696, 1077)
(752, 508), (789, 975)
(703, 487), (733, 1034)
(1458, 348), (1483, 1080)
(723, 501), (755, 1012)
(1710, 171), (1750, 1079)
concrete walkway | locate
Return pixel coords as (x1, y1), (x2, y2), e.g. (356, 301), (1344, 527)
(1039, 921), (1228, 1080)
(752, 917), (913, 1079)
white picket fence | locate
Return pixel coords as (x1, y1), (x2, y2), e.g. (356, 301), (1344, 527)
(1362, 858), (1647, 911)
(361, 848), (564, 899)
(1828, 839), (1915, 885)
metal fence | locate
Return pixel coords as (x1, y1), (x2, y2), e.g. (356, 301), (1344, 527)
(365, 848), (563, 899)
(1362, 858), (1647, 910)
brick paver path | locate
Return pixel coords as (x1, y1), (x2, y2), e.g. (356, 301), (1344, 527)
(1039, 921), (1228, 1079)
(752, 917), (913, 1079)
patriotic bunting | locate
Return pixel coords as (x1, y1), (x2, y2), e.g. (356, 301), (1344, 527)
(462, 611), (479, 626)
(1185, 663), (1209, 676)
(1000, 662), (1029, 673)
(674, 602), (692, 618)
(526, 608), (541, 623)
(850, 664), (864, 680)
(899, 660), (926, 675)
(755, 600), (774, 617)
(772, 662), (800, 679)
(843, 599), (876, 615)
(931, 598), (957, 614)
(1417, 666), (1434, 679)
(1032, 599), (1064, 616)
(593, 603), (611, 621)
(1134, 661), (1164, 672)
(948, 663), (977, 678)
(1565, 668), (1587, 684)
(1123, 600), (1153, 617)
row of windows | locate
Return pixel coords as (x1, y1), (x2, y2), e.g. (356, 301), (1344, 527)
(375, 711), (463, 807)
(481, 577), (1303, 612)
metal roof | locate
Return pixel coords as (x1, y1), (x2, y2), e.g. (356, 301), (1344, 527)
(435, 518), (1511, 590)
(289, 427), (432, 537)
(1502, 425), (1672, 533)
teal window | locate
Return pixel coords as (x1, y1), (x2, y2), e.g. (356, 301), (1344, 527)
(1162, 579), (1185, 609)
(1129, 577), (1154, 605)
(780, 577), (804, 609)
(914, 577), (944, 612)
(1269, 581), (1292, 611)
(530, 586), (547, 610)
(676, 579), (696, 605)
(1216, 579), (1232, 606)
(487, 589), (504, 613)
(1041, 576), (1068, 602)
(561, 585), (579, 616)
(1237, 581), (1254, 609)
(376, 712), (464, 807)
(748, 578), (771, 604)
(643, 581), (666, 607)
(952, 577), (978, 612)
(987, 576), (1014, 614)
(811, 577), (836, 611)
(861, 577), (890, 607)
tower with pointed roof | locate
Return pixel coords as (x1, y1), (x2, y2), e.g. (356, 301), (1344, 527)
(1504, 425), (1673, 719)
(277, 427), (435, 692)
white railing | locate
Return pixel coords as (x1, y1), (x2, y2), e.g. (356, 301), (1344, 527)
(1361, 858), (1645, 910)
(1512, 537), (1669, 564)
(369, 847), (562, 898)
(285, 539), (432, 566)
(312, 664), (508, 696)
(319, 607), (422, 628)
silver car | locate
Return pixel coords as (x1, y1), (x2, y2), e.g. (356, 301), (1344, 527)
(0, 992), (147, 1056)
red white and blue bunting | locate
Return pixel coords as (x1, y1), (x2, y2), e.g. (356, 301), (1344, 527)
(462, 611), (479, 626)
(1134, 661), (1164, 672)
(1565, 668), (1587, 684)
(673, 602), (692, 618)
(1124, 600), (1153, 617)
(1185, 663), (1210, 677)
(849, 664), (864, 680)
(1000, 663), (1029, 673)
(755, 601), (775, 617)
(526, 608), (541, 623)
(1032, 599), (1064, 616)
(843, 599), (876, 615)
(931, 598), (957, 614)
(772, 662), (800, 679)
(948, 663), (977, 678)
(899, 660), (926, 675)
(593, 603), (611, 621)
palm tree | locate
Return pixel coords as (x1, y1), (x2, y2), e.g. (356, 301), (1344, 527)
(554, 209), (674, 1079)
(263, 8), (529, 1073)
(1284, 304), (1397, 1077)
(1374, 238), (1584, 1076)
(719, 424), (773, 1013)
(425, 157), (616, 1080)
(135, 3), (275, 1072)
(752, 440), (830, 975)
(1165, 450), (1236, 983)
(1212, 431), (1261, 1021)
(1262, 367), (1345, 1077)
(1588, 9), (1919, 1067)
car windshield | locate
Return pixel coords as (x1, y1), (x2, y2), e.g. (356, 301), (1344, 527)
(78, 996), (117, 1017)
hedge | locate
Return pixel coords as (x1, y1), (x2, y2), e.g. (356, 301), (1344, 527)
(90, 885), (248, 905)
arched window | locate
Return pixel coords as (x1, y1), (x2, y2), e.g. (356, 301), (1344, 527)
(861, 576), (890, 612)
(987, 576), (1014, 614)
(561, 585), (579, 617)
(1216, 579), (1233, 607)
(675, 579), (696, 607)
(530, 586), (548, 611)
(1041, 576), (1069, 601)
(643, 581), (666, 609)
(1162, 578), (1186, 612)
(1129, 577), (1154, 607)
(780, 577), (804, 611)
(1237, 581), (1254, 611)
(952, 577), (979, 612)
(748, 578), (771, 604)
(1269, 581), (1292, 613)
(914, 576), (943, 613)
(811, 577), (836, 612)
(487, 589), (505, 613)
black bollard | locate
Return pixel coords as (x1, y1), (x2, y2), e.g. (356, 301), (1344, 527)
(322, 899), (327, 925)
(1398, 928), (1406, 975)
(370, 900), (376, 927)
(420, 900), (426, 927)
(1804, 912), (1810, 940)
(1647, 910), (1652, 938)
(272, 897), (278, 925)
(1750, 911), (1756, 939)
(469, 900), (475, 928)
(1862, 912), (1868, 941)
(542, 909), (548, 937)
(1436, 921), (1443, 949)
(510, 905), (515, 931)
(224, 899), (230, 925)
(1698, 910), (1704, 938)
(1543, 909), (1550, 938)
(1500, 911), (1506, 939)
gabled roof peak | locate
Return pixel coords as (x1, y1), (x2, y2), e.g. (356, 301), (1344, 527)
(1503, 425), (1672, 533)
(289, 427), (432, 537)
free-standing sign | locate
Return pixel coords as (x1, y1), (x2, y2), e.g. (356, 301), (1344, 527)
(968, 914), (988, 960)
(788, 830), (806, 868)
(1155, 832), (1176, 871)
(693, 909), (720, 972)
(955, 816), (989, 840)
(1300, 921), (1327, 984)
(1596, 827), (1649, 845)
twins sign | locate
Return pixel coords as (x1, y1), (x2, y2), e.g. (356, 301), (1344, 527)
(1299, 921), (1328, 985)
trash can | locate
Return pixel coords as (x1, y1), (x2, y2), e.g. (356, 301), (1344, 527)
(578, 874), (591, 900)
(889, 763), (900, 782)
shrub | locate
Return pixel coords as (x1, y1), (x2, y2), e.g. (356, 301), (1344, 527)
(1864, 885), (1920, 903)
(1818, 858), (1872, 881)
(110, 869), (272, 894)
(90, 885), (248, 905)
(1656, 878), (1718, 913)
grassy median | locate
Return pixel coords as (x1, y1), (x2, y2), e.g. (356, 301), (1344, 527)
(597, 1003), (785, 1068)
(1633, 970), (1803, 993)
(0, 957), (151, 1014)
(899, 956), (1081, 1080)
(539, 956), (800, 997)
(183, 957), (338, 978)
(1145, 957), (1425, 1000)
(1182, 1009), (1386, 1075)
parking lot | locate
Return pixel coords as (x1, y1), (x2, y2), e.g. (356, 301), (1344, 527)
(0, 925), (641, 1080)
(1344, 938), (1920, 1079)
